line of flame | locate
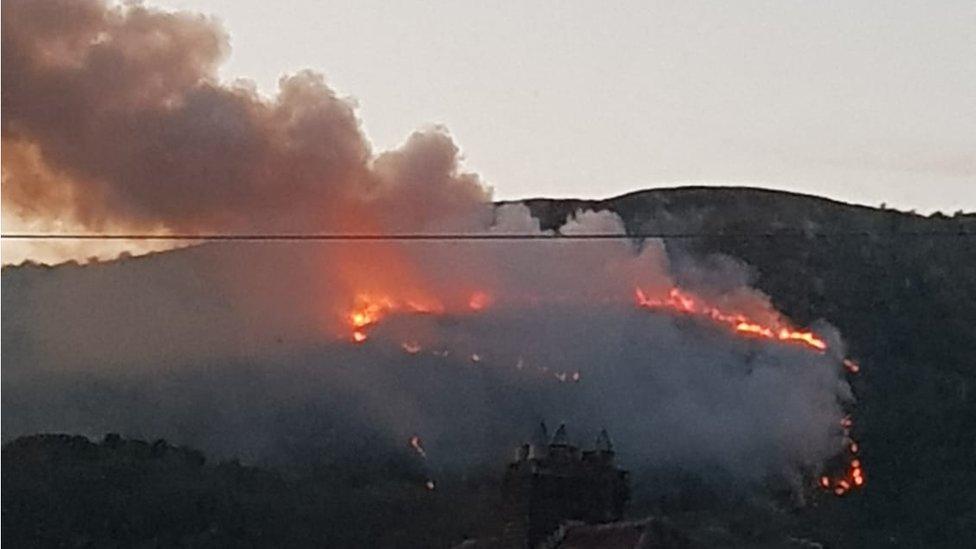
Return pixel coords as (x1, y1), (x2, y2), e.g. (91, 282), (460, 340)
(635, 287), (828, 352)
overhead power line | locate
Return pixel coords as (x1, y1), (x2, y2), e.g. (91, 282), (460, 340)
(1, 231), (973, 241)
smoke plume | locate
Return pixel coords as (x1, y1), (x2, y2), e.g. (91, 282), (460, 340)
(2, 0), (488, 236)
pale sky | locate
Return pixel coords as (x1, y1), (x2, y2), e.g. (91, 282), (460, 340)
(42, 1), (976, 213)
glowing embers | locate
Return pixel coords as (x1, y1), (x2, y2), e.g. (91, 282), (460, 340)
(467, 291), (491, 311)
(409, 435), (436, 491)
(409, 435), (428, 459)
(553, 371), (582, 383)
(396, 341), (585, 387)
(401, 341), (422, 354)
(829, 445), (866, 496)
(820, 416), (866, 497)
(635, 287), (828, 352)
(851, 459), (864, 487)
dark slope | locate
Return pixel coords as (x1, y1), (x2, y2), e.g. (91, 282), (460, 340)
(520, 186), (976, 546)
(1, 434), (309, 547)
(2, 434), (503, 548)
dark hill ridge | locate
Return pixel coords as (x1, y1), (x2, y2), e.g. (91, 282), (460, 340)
(510, 185), (974, 235)
(515, 186), (975, 328)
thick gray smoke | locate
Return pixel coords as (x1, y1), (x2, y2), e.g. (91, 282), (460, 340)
(1, 0), (853, 494)
(2, 208), (853, 490)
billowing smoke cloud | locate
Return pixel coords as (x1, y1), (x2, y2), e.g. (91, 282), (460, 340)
(2, 0), (488, 236)
(2, 0), (855, 497)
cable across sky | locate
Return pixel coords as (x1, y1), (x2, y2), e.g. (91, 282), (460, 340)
(1, 231), (973, 241)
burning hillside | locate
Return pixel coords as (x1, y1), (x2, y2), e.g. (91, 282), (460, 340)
(5, 1), (976, 547)
(3, 210), (863, 502)
(1, 0), (864, 534)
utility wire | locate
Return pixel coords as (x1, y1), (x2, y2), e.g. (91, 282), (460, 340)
(1, 231), (973, 241)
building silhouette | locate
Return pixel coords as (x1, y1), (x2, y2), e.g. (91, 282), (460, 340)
(498, 423), (630, 548)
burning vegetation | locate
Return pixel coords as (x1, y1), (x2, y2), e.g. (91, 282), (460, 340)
(632, 285), (866, 496)
(635, 287), (827, 352)
(0, 6), (875, 548)
(4, 1), (975, 547)
(336, 273), (864, 498)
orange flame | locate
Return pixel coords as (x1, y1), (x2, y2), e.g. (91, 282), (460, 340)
(635, 287), (828, 352)
(345, 293), (443, 342)
(343, 283), (859, 497)
(635, 286), (868, 498)
(347, 293), (395, 342)
(819, 436), (867, 496)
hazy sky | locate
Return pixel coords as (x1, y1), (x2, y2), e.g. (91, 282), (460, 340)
(148, 0), (974, 212)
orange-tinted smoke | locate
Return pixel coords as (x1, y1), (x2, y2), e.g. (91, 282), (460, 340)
(1, 0), (490, 237)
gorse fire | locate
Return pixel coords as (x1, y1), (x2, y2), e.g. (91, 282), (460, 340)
(345, 277), (864, 500)
(5, 0), (935, 546)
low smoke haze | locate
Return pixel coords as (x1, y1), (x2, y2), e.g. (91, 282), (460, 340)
(2, 207), (853, 490)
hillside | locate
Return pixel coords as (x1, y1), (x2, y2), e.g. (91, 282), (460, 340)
(520, 187), (976, 546)
(3, 187), (974, 547)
